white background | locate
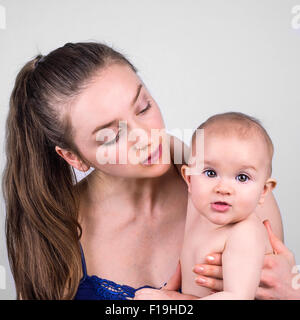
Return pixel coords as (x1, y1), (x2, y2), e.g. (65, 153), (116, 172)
(0, 0), (300, 299)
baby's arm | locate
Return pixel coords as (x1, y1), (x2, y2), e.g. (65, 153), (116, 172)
(200, 219), (267, 300)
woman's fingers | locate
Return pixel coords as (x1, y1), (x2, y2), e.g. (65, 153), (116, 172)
(263, 220), (285, 254)
(263, 220), (286, 254)
(193, 252), (224, 291)
(255, 287), (274, 300)
(204, 253), (222, 266)
(259, 269), (277, 288)
(195, 276), (223, 291)
(193, 252), (223, 291)
(193, 264), (223, 279)
(263, 220), (295, 264)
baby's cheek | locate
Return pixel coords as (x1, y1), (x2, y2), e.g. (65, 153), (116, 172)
(190, 178), (210, 210)
(236, 187), (262, 215)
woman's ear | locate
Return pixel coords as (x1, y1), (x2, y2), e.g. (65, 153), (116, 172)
(181, 164), (192, 193)
(55, 146), (90, 172)
(258, 178), (277, 205)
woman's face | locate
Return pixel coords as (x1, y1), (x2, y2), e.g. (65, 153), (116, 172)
(69, 63), (171, 178)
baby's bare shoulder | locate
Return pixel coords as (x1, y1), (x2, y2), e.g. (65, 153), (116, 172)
(228, 214), (267, 243)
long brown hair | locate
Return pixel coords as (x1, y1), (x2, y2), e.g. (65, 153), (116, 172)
(2, 42), (137, 299)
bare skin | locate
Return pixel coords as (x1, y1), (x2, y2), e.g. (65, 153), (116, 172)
(180, 132), (275, 299)
(55, 63), (285, 298)
(134, 131), (278, 300)
(77, 159), (188, 288)
(193, 221), (300, 300)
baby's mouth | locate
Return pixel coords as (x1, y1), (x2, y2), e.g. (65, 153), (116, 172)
(211, 201), (232, 212)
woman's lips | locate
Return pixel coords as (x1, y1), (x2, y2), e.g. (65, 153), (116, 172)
(141, 144), (162, 165)
(211, 201), (231, 212)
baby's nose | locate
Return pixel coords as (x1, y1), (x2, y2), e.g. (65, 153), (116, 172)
(213, 182), (234, 195)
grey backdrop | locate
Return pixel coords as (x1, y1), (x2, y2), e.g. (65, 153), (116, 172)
(0, 0), (299, 299)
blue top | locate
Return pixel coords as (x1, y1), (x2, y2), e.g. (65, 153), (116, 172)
(74, 243), (167, 300)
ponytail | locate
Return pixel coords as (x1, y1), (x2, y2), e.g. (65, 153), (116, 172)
(3, 42), (137, 299)
(3, 57), (82, 299)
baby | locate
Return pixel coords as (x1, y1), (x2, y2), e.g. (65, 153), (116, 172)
(134, 111), (276, 300)
(179, 112), (276, 299)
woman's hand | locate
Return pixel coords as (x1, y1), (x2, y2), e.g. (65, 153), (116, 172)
(255, 220), (300, 300)
(193, 253), (223, 292)
(134, 262), (198, 300)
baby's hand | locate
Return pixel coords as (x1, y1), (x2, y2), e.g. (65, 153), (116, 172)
(134, 288), (174, 300)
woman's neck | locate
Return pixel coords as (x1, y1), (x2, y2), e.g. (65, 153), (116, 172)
(78, 162), (179, 223)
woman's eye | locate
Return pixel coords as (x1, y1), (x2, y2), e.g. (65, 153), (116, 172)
(138, 102), (152, 115)
(236, 174), (249, 183)
(105, 130), (120, 145)
(204, 170), (217, 178)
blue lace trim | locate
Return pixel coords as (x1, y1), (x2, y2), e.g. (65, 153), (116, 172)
(89, 275), (156, 300)
(78, 243), (166, 300)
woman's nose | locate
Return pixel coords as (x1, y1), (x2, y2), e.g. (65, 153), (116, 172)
(129, 127), (151, 151)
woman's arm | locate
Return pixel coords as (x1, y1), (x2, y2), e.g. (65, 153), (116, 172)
(255, 220), (300, 300)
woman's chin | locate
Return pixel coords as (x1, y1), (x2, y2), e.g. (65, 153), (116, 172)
(139, 162), (172, 178)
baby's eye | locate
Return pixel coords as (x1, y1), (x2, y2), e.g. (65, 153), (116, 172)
(236, 174), (249, 183)
(204, 169), (217, 178)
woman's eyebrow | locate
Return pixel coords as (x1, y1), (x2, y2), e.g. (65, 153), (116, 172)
(92, 119), (118, 136)
(91, 84), (143, 136)
(131, 83), (143, 106)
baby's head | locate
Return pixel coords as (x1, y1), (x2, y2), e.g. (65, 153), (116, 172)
(181, 112), (276, 226)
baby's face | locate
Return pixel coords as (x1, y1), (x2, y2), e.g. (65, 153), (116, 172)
(184, 133), (272, 225)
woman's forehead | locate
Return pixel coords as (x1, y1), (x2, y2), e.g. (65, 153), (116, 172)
(77, 64), (140, 109)
(69, 64), (142, 137)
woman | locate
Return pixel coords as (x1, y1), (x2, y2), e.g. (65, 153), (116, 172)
(2, 42), (297, 300)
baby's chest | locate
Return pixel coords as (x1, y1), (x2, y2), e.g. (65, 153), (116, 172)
(180, 229), (228, 297)
(180, 229), (227, 268)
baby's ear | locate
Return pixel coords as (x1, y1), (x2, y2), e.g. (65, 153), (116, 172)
(181, 165), (192, 193)
(258, 178), (277, 205)
(266, 178), (277, 190)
